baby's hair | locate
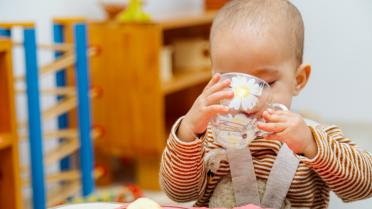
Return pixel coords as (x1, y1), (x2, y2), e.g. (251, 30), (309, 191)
(210, 0), (304, 65)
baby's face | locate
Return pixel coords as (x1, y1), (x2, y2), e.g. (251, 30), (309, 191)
(211, 29), (299, 109)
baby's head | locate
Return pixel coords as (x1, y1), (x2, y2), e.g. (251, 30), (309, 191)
(211, 0), (311, 109)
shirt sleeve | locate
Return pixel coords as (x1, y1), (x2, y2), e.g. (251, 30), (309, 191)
(299, 125), (372, 202)
(159, 117), (207, 202)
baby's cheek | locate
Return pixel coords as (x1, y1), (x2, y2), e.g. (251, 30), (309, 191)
(271, 85), (293, 108)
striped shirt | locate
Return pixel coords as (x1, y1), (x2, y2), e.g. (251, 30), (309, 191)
(160, 117), (372, 209)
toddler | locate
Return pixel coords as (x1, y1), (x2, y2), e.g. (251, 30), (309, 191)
(160, 0), (372, 208)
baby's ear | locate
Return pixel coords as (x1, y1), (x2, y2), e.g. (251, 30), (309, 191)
(293, 64), (311, 96)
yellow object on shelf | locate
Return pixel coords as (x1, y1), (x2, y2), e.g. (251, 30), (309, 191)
(116, 0), (150, 23)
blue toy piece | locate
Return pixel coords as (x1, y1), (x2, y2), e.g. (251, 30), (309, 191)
(53, 23), (71, 171)
(24, 26), (47, 209)
(74, 23), (95, 196)
(0, 28), (11, 37)
(74, 23), (94, 197)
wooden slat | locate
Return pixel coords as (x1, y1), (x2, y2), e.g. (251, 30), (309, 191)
(46, 170), (80, 184)
(21, 130), (102, 174)
(0, 22), (34, 28)
(16, 86), (101, 99)
(16, 87), (76, 96)
(44, 139), (79, 166)
(22, 170), (80, 186)
(17, 96), (78, 129)
(43, 97), (77, 121)
(6, 139), (83, 174)
(19, 127), (103, 141)
(14, 47), (97, 82)
(19, 129), (77, 141)
(22, 166), (104, 186)
(21, 168), (102, 208)
(46, 168), (103, 207)
(41, 53), (75, 75)
(47, 180), (80, 207)
(23, 181), (80, 209)
(12, 42), (98, 54)
(14, 53), (76, 81)
(12, 42), (74, 52)
(161, 68), (211, 95)
(38, 43), (74, 52)
(41, 87), (76, 96)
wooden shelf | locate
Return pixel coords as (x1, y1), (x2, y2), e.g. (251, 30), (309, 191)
(89, 11), (216, 31)
(162, 69), (211, 95)
(88, 13), (215, 189)
(154, 11), (216, 30)
(0, 134), (12, 150)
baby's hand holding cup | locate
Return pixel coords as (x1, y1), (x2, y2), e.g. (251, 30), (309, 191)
(178, 73), (234, 142)
(210, 72), (288, 149)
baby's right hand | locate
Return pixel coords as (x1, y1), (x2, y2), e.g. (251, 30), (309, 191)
(177, 73), (234, 142)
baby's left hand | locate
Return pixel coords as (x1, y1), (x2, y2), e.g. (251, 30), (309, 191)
(257, 109), (318, 158)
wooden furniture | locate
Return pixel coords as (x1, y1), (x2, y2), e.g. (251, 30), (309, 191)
(88, 11), (216, 189)
(1, 21), (103, 209)
(0, 39), (22, 209)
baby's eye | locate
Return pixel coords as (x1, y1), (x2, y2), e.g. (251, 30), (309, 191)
(268, 81), (277, 86)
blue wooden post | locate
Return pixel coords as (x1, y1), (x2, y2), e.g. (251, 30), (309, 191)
(74, 23), (94, 196)
(53, 23), (71, 171)
(24, 27), (46, 209)
(0, 28), (11, 37)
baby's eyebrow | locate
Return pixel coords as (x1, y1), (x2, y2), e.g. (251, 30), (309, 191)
(254, 67), (279, 77)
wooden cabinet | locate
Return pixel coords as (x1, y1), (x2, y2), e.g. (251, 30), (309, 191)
(0, 39), (22, 209)
(88, 11), (215, 189)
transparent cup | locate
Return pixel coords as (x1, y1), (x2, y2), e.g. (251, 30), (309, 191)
(211, 72), (288, 149)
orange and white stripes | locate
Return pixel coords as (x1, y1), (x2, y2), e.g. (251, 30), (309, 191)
(160, 117), (372, 209)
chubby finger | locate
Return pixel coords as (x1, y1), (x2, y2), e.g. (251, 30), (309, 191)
(205, 79), (231, 95)
(205, 104), (230, 116)
(204, 73), (221, 91)
(271, 110), (291, 116)
(262, 110), (288, 123)
(262, 110), (272, 121)
(257, 122), (287, 133)
(206, 90), (234, 105)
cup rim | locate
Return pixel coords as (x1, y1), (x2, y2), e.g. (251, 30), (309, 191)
(218, 72), (270, 87)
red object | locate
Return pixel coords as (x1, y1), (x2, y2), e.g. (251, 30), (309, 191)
(90, 85), (104, 98)
(126, 184), (143, 199)
(94, 164), (108, 177)
(89, 44), (102, 56)
(91, 124), (106, 138)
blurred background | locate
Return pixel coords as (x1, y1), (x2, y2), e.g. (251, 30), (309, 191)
(0, 0), (371, 209)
